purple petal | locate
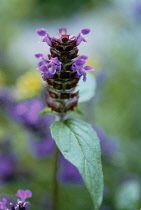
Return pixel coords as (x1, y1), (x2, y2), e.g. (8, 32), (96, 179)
(0, 198), (7, 210)
(76, 34), (87, 45)
(71, 64), (76, 72)
(52, 57), (60, 65)
(84, 65), (94, 71)
(42, 34), (52, 46)
(75, 59), (86, 66)
(77, 67), (85, 75)
(57, 64), (62, 71)
(82, 37), (87, 42)
(76, 34), (83, 45)
(81, 28), (91, 35)
(16, 189), (32, 202)
(78, 55), (88, 60)
(59, 28), (67, 35)
(48, 65), (56, 75)
(42, 73), (48, 81)
(81, 71), (87, 81)
(36, 28), (47, 36)
(37, 65), (48, 72)
(24, 190), (32, 199)
(37, 61), (44, 67)
(34, 53), (43, 58)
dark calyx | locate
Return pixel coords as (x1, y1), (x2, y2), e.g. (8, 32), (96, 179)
(46, 34), (79, 113)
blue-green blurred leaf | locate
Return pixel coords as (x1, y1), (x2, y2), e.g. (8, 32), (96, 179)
(115, 180), (141, 210)
(76, 73), (96, 103)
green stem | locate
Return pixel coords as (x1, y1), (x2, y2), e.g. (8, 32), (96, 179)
(52, 145), (59, 210)
(52, 114), (64, 210)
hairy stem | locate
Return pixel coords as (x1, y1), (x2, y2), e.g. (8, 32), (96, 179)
(52, 145), (59, 210)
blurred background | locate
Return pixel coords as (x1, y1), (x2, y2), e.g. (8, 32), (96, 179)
(0, 0), (141, 209)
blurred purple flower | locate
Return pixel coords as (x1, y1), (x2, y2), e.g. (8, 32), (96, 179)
(0, 154), (15, 178)
(0, 140), (17, 184)
(58, 155), (83, 184)
(0, 189), (32, 210)
(134, 0), (141, 19)
(31, 137), (55, 158)
(0, 88), (14, 112)
(95, 71), (107, 87)
(12, 98), (54, 138)
(94, 126), (119, 156)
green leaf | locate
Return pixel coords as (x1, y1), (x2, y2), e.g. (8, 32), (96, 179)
(115, 180), (141, 210)
(38, 107), (52, 117)
(50, 118), (103, 210)
(76, 73), (96, 103)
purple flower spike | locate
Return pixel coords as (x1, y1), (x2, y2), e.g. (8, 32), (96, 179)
(16, 189), (32, 202)
(59, 28), (67, 35)
(36, 28), (47, 36)
(81, 28), (91, 35)
(0, 198), (7, 210)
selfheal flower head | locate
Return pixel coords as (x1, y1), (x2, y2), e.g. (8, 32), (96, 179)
(35, 28), (94, 113)
(35, 27), (93, 81)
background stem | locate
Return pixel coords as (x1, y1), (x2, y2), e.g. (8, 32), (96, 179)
(52, 145), (59, 210)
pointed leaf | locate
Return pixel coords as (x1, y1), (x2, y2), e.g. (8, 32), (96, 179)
(50, 118), (103, 210)
(38, 107), (52, 117)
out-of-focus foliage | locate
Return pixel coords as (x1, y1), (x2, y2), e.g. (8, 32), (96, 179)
(0, 0), (110, 23)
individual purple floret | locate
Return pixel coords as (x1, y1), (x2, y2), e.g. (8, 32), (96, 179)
(72, 56), (94, 81)
(76, 28), (91, 45)
(16, 190), (32, 202)
(0, 190), (32, 210)
(94, 126), (119, 156)
(36, 28), (52, 46)
(35, 54), (62, 81)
